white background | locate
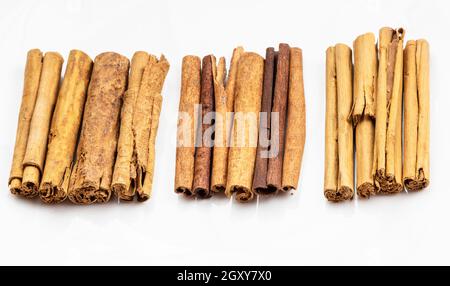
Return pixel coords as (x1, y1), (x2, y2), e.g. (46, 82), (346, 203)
(0, 0), (448, 266)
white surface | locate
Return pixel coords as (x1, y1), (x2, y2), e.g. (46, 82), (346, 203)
(0, 0), (448, 266)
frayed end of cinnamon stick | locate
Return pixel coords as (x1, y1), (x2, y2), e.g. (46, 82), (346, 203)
(39, 183), (67, 203)
(112, 183), (134, 201)
(211, 184), (225, 193)
(356, 182), (376, 199)
(19, 182), (39, 198)
(324, 186), (353, 202)
(375, 169), (403, 194)
(69, 186), (111, 204)
(404, 169), (429, 191)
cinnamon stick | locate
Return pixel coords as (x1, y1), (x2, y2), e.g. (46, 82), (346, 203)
(192, 55), (215, 198)
(21, 52), (63, 197)
(281, 47), (306, 192)
(403, 39), (430, 191)
(112, 51), (150, 201)
(373, 27), (404, 194)
(352, 33), (377, 198)
(68, 52), (129, 204)
(9, 49), (43, 196)
(136, 55), (170, 201)
(211, 47), (244, 193)
(267, 43), (290, 193)
(226, 52), (264, 202)
(175, 56), (201, 196)
(324, 44), (354, 201)
(252, 47), (276, 195)
(39, 50), (93, 203)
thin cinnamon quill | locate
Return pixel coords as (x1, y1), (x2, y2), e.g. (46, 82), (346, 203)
(175, 56), (201, 196)
(403, 39), (430, 191)
(192, 55), (215, 198)
(211, 47), (244, 193)
(68, 52), (129, 204)
(324, 44), (354, 201)
(281, 47), (306, 192)
(39, 50), (93, 203)
(9, 49), (43, 196)
(21, 52), (64, 197)
(252, 47), (276, 195)
(267, 43), (290, 193)
(373, 27), (404, 194)
(352, 33), (377, 198)
(226, 52), (264, 202)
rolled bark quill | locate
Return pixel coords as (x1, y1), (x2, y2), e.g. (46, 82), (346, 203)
(403, 39), (430, 191)
(373, 27), (404, 194)
(267, 43), (290, 193)
(39, 50), (93, 203)
(68, 52), (129, 204)
(192, 55), (215, 198)
(281, 47), (306, 192)
(211, 47), (244, 193)
(9, 49), (43, 196)
(174, 56), (201, 196)
(352, 33), (377, 198)
(21, 52), (64, 197)
(112, 53), (169, 202)
(252, 47), (276, 195)
(226, 52), (264, 202)
(112, 51), (150, 201)
(135, 55), (170, 201)
(324, 44), (354, 201)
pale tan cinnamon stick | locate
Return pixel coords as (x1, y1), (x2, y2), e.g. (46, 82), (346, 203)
(324, 44), (354, 201)
(21, 52), (64, 198)
(211, 47), (244, 193)
(112, 51), (150, 201)
(403, 39), (430, 191)
(68, 52), (129, 204)
(373, 27), (405, 194)
(136, 55), (170, 201)
(9, 49), (43, 196)
(226, 52), (264, 202)
(352, 33), (377, 198)
(175, 56), (201, 196)
(281, 47), (306, 192)
(39, 50), (93, 203)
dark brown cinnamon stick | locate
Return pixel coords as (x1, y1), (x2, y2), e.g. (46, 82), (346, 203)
(252, 47), (276, 195)
(192, 55), (215, 198)
(266, 43), (290, 192)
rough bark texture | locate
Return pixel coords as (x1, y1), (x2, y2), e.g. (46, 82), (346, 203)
(68, 52), (129, 204)
(39, 50), (93, 203)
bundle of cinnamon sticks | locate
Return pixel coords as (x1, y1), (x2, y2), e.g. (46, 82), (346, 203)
(324, 27), (430, 202)
(8, 49), (169, 204)
(175, 44), (306, 203)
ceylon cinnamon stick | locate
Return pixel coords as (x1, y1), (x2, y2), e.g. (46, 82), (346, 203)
(226, 52), (264, 202)
(267, 43), (290, 193)
(21, 52), (63, 197)
(281, 47), (306, 192)
(135, 55), (170, 201)
(352, 33), (377, 198)
(112, 51), (150, 201)
(373, 27), (404, 194)
(211, 47), (244, 193)
(9, 49), (43, 196)
(324, 44), (354, 201)
(252, 47), (276, 195)
(403, 39), (430, 191)
(175, 56), (201, 196)
(39, 50), (93, 203)
(68, 52), (129, 204)
(192, 55), (215, 198)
